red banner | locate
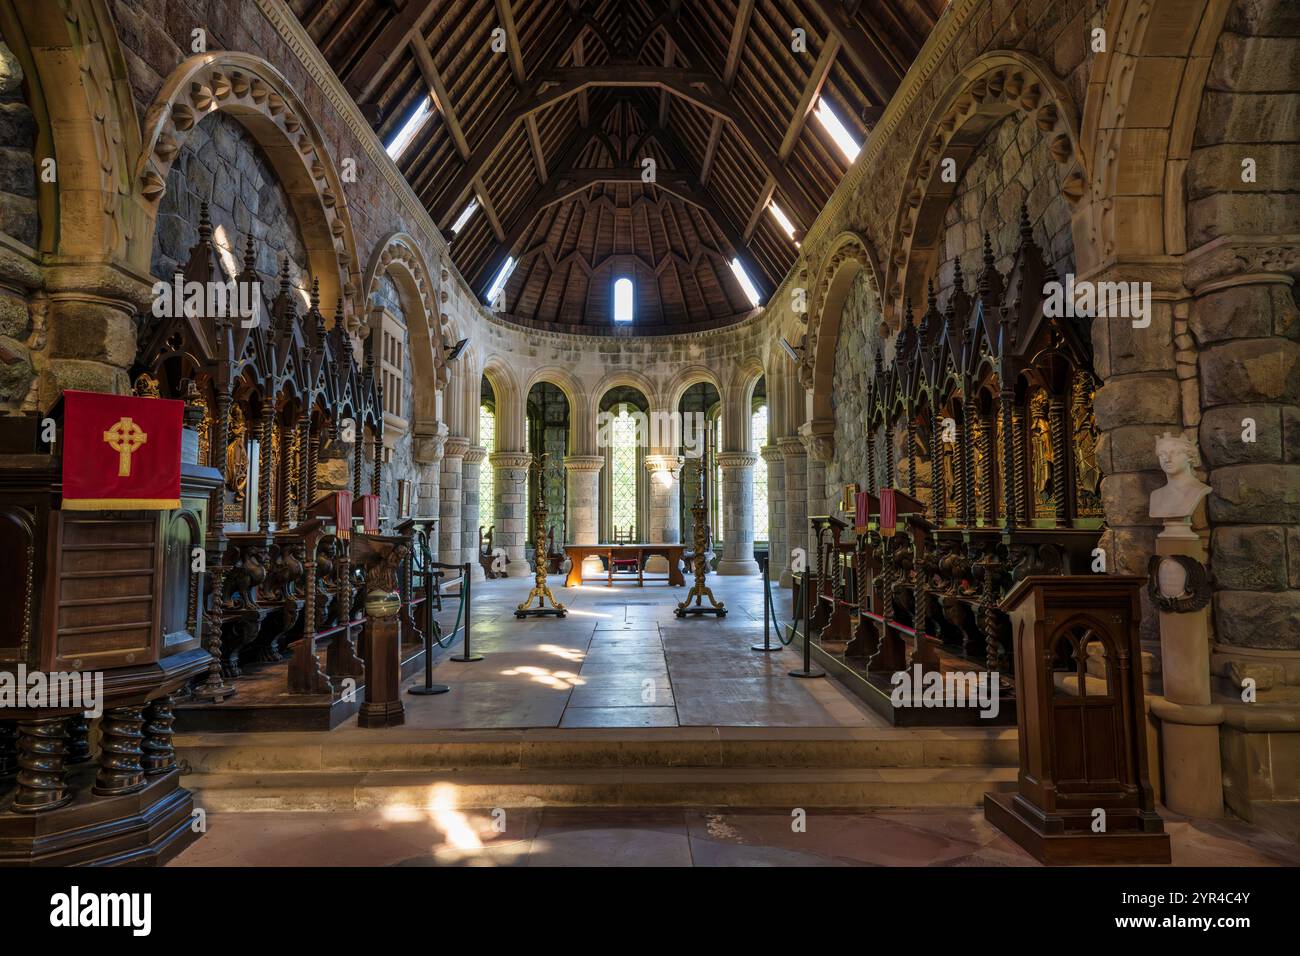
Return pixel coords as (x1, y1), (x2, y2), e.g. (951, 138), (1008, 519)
(879, 488), (897, 538)
(354, 493), (379, 533)
(854, 490), (870, 533)
(62, 390), (183, 510)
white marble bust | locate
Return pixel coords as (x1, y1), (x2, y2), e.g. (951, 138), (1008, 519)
(1149, 432), (1211, 523)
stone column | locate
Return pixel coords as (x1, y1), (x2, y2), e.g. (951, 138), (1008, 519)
(565, 455), (604, 579)
(716, 451), (759, 575)
(761, 443), (786, 581)
(413, 430), (446, 561)
(779, 436), (808, 588)
(491, 450), (532, 577)
(462, 445), (487, 581)
(800, 420), (835, 558)
(439, 436), (469, 569)
(645, 451), (683, 529)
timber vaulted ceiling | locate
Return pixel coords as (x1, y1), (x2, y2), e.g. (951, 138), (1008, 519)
(291, 0), (942, 333)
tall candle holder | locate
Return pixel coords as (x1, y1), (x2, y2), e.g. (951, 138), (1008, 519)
(675, 460), (726, 617)
(515, 452), (567, 618)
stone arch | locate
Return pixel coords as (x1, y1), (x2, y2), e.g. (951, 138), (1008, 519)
(806, 230), (881, 424)
(887, 51), (1086, 319)
(136, 53), (361, 323)
(525, 365), (587, 453)
(666, 364), (724, 412)
(361, 232), (450, 440)
(481, 354), (523, 450)
(4, 0), (145, 264)
(724, 356), (767, 452)
(592, 369), (660, 411)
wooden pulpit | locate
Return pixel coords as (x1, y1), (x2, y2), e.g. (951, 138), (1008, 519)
(984, 575), (1170, 864)
(351, 531), (410, 728)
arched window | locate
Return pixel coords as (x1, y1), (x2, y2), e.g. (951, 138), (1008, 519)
(752, 402), (768, 543)
(613, 277), (634, 323)
(609, 404), (639, 534)
(479, 402), (495, 530)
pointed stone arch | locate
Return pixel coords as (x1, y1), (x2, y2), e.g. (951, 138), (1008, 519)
(135, 52), (362, 324)
(806, 230), (882, 425)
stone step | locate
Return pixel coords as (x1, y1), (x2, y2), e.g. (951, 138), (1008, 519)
(185, 765), (1019, 811)
(176, 726), (1018, 774)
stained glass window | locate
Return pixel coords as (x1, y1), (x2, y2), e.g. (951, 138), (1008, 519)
(479, 404), (495, 531)
(752, 403), (768, 542)
(610, 405), (638, 537)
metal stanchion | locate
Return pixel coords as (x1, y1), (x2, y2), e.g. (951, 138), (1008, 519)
(752, 555), (780, 652)
(450, 561), (482, 662)
(789, 568), (825, 679)
(408, 548), (449, 695)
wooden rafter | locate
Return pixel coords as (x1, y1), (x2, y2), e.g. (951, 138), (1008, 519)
(779, 36), (840, 162)
(803, 0), (903, 106)
(411, 37), (468, 160)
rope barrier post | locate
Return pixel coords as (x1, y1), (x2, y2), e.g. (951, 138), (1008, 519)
(789, 568), (825, 679)
(408, 540), (449, 696)
(752, 554), (779, 652)
(450, 561), (482, 662)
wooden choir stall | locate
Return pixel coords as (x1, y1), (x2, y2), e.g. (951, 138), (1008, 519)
(141, 205), (447, 732)
(797, 207), (1115, 728)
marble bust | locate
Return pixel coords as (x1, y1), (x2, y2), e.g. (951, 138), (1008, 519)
(1149, 432), (1211, 528)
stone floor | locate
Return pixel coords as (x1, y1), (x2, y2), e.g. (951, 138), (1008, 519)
(170, 805), (1300, 867)
(394, 572), (884, 730)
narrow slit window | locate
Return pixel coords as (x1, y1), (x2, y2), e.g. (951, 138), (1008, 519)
(385, 96), (433, 161)
(450, 199), (479, 235)
(613, 277), (634, 323)
(814, 96), (860, 163)
(730, 258), (762, 308)
(485, 256), (515, 308)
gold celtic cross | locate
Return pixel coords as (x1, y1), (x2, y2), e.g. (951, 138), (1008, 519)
(103, 416), (148, 476)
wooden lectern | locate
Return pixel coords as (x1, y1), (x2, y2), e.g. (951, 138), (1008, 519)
(984, 575), (1170, 864)
(351, 531), (411, 728)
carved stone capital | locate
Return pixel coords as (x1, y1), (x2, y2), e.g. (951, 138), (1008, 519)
(645, 453), (684, 477)
(798, 418), (835, 462)
(759, 443), (785, 464)
(463, 444), (488, 465)
(563, 454), (604, 474)
(777, 435), (807, 460)
(489, 450), (533, 470)
(716, 451), (758, 470)
(412, 426), (448, 465)
(442, 435), (471, 460)
(1183, 234), (1300, 293)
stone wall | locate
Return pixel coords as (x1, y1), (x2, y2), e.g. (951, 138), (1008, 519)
(0, 39), (36, 251)
(827, 272), (882, 495)
(151, 110), (311, 293)
(1188, 0), (1300, 654)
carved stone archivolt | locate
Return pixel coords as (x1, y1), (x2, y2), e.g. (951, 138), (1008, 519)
(361, 232), (451, 391)
(884, 51), (1085, 323)
(135, 52), (361, 321)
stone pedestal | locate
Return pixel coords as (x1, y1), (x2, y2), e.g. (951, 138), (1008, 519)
(462, 446), (487, 581)
(645, 454), (683, 573)
(491, 451), (532, 577)
(760, 443), (785, 579)
(1152, 524), (1224, 819)
(439, 436), (469, 569)
(779, 437), (807, 588)
(716, 451), (759, 575)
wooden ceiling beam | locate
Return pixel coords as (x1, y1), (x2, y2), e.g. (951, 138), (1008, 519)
(698, 116), (723, 186)
(342, 0), (438, 103)
(743, 176), (775, 242)
(411, 37), (469, 160)
(494, 0), (527, 85)
(723, 0), (756, 89)
(802, 0), (903, 106)
(779, 35), (839, 162)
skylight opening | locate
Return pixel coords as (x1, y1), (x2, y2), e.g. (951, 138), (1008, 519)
(730, 258), (762, 308)
(485, 256), (515, 309)
(385, 95), (432, 161)
(767, 201), (799, 245)
(613, 277), (634, 323)
(450, 199), (479, 235)
(814, 96), (860, 163)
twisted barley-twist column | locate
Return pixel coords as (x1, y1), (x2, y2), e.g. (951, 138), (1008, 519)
(979, 412), (996, 526)
(979, 553), (1001, 672)
(93, 706), (145, 796)
(883, 422), (895, 489)
(197, 388), (231, 697)
(352, 423), (364, 497)
(1050, 398), (1069, 526)
(1012, 408), (1027, 525)
(0, 721), (17, 777)
(865, 423), (876, 491)
(307, 428), (320, 506)
(931, 405), (945, 526)
(142, 695), (177, 776)
(962, 394), (977, 526)
(906, 412), (917, 498)
(1001, 390), (1018, 530)
(373, 420), (383, 498)
(13, 717), (72, 812)
(66, 715), (91, 764)
(298, 415), (311, 519)
(259, 407), (275, 534)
